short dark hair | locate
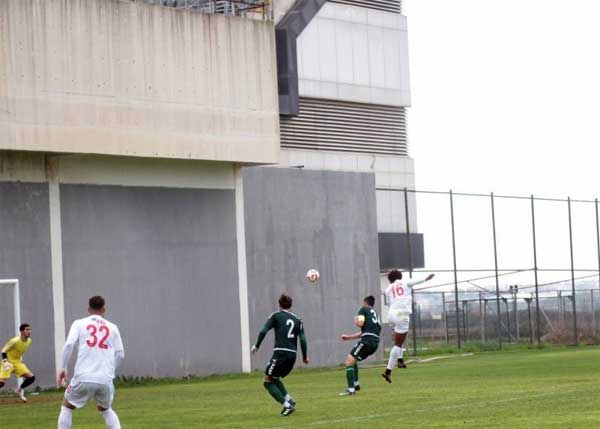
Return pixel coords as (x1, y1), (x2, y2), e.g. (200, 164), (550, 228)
(19, 323), (30, 332)
(89, 296), (106, 310)
(279, 294), (293, 310)
(387, 269), (402, 283)
(364, 295), (375, 307)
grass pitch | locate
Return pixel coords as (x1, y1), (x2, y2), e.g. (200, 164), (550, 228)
(2, 346), (600, 428)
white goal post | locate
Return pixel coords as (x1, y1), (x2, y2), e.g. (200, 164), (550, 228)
(0, 279), (21, 335)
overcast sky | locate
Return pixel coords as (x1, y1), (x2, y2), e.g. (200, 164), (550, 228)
(406, 0), (600, 200)
(403, 1), (600, 289)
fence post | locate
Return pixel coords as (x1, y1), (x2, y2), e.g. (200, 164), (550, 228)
(525, 298), (533, 344)
(450, 190), (461, 348)
(514, 286), (520, 342)
(442, 292), (449, 344)
(591, 290), (595, 334)
(483, 299), (488, 342)
(567, 197), (578, 345)
(479, 293), (484, 342)
(531, 195), (541, 346)
(595, 199), (600, 327)
(491, 193), (502, 349)
(403, 187), (418, 356)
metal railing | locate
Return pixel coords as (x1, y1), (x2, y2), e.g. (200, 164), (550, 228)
(139, 0), (273, 20)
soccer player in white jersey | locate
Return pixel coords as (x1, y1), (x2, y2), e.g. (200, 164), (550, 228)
(57, 296), (124, 429)
(381, 269), (434, 383)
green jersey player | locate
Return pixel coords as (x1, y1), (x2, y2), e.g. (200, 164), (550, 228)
(252, 294), (309, 416)
(339, 295), (381, 395)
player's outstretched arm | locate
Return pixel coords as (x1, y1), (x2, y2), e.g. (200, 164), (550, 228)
(407, 273), (435, 287)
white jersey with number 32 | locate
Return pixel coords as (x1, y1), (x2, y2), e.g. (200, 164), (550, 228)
(65, 315), (124, 385)
(385, 279), (426, 314)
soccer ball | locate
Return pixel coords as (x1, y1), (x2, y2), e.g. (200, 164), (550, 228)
(306, 269), (320, 283)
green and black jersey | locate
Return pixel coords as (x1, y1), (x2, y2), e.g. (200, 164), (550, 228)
(358, 306), (381, 344)
(255, 310), (308, 358)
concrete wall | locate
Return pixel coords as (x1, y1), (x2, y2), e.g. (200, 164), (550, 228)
(0, 0), (279, 163)
(297, 2), (410, 106)
(60, 184), (241, 377)
(279, 149), (418, 233)
(243, 167), (382, 368)
(0, 182), (54, 387)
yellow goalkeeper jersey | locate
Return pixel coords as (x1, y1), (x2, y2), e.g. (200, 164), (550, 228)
(1, 336), (32, 362)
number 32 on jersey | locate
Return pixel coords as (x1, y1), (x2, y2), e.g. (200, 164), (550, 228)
(86, 324), (110, 349)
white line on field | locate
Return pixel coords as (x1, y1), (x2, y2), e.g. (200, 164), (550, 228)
(256, 387), (595, 429)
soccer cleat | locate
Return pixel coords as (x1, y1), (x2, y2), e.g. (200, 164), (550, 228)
(288, 398), (297, 408)
(381, 372), (392, 383)
(339, 389), (356, 396)
(354, 384), (361, 391)
(397, 358), (407, 369)
(16, 387), (27, 402)
(281, 405), (296, 417)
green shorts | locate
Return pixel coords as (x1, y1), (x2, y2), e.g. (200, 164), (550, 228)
(265, 351), (296, 379)
(350, 339), (379, 361)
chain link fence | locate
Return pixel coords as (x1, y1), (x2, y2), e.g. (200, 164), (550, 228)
(379, 188), (600, 354)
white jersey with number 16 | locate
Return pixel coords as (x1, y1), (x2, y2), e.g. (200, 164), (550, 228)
(385, 279), (427, 314)
(64, 315), (124, 385)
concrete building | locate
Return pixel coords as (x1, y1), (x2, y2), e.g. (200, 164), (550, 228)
(0, 0), (420, 387)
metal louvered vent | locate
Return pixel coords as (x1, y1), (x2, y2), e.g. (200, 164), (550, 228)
(280, 98), (408, 156)
(328, 0), (401, 14)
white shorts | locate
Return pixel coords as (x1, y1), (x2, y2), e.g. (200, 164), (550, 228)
(64, 381), (115, 409)
(388, 310), (410, 334)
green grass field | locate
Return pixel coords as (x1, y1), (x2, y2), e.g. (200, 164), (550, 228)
(2, 346), (600, 428)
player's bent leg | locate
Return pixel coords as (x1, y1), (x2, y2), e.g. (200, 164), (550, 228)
(58, 401), (75, 429)
(99, 408), (121, 429)
(340, 354), (357, 396)
(383, 332), (407, 382)
(20, 373), (35, 389)
(263, 376), (286, 405)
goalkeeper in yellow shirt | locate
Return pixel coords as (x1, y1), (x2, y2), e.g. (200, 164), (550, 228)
(1, 323), (35, 402)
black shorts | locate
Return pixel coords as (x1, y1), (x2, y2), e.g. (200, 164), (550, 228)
(264, 351), (296, 379)
(350, 340), (379, 361)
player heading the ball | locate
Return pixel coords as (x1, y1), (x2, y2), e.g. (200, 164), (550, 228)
(382, 269), (434, 383)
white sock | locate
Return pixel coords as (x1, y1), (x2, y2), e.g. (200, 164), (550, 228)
(348, 387), (355, 393)
(284, 394), (292, 402)
(57, 406), (73, 429)
(354, 381), (360, 387)
(387, 346), (402, 370)
(398, 346), (405, 359)
(283, 400), (291, 408)
(102, 409), (121, 429)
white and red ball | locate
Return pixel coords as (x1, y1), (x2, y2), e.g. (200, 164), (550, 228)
(306, 269), (320, 283)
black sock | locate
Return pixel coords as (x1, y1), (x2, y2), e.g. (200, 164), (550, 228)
(20, 375), (35, 389)
(384, 368), (391, 375)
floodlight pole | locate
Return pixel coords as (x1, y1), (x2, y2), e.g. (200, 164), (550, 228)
(491, 193), (502, 349)
(567, 197), (578, 345)
(450, 190), (461, 348)
(531, 195), (541, 346)
(404, 187), (417, 356)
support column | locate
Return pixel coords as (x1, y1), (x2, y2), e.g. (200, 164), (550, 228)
(49, 182), (66, 373)
(235, 167), (251, 373)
